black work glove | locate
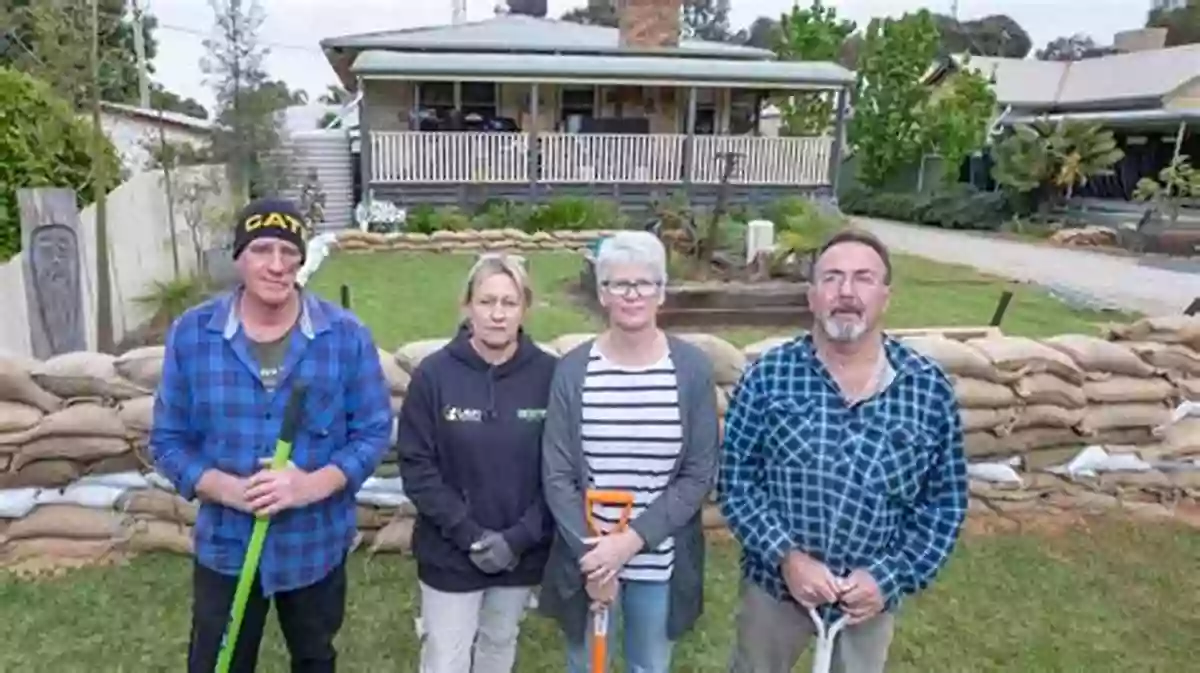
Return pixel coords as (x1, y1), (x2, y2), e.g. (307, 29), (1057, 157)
(468, 530), (518, 574)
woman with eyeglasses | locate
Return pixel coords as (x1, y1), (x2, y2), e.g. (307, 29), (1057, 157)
(396, 253), (558, 673)
(538, 231), (720, 673)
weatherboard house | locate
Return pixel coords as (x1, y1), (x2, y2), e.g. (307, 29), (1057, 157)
(319, 4), (852, 210)
(927, 29), (1200, 203)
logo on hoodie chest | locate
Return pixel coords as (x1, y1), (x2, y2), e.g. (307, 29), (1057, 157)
(443, 406), (485, 423)
(517, 408), (546, 421)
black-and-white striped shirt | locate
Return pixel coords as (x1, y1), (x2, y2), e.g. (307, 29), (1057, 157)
(581, 343), (682, 583)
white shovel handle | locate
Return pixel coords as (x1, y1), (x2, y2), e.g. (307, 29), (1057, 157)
(807, 606), (850, 673)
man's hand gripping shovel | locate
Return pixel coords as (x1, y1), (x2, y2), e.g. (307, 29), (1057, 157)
(584, 489), (634, 673)
(213, 384), (307, 673)
(807, 603), (850, 673)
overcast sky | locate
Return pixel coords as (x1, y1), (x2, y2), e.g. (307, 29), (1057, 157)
(141, 0), (1149, 113)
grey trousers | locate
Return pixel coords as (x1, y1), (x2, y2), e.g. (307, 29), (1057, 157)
(728, 580), (895, 673)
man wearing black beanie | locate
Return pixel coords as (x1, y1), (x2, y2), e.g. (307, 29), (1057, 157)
(150, 196), (394, 673)
(231, 196), (310, 269)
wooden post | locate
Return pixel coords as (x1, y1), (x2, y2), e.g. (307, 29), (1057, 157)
(17, 188), (88, 359)
(989, 290), (1014, 327)
(90, 0), (114, 353)
(528, 82), (540, 200)
(683, 87), (698, 187)
(358, 76), (373, 205)
(828, 86), (849, 196)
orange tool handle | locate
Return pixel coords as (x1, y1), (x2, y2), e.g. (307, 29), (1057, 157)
(585, 489), (635, 673)
(585, 489), (636, 535)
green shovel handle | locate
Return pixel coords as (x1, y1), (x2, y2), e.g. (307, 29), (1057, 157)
(213, 383), (307, 673)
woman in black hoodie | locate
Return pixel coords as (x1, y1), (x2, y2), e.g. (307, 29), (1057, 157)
(396, 253), (558, 673)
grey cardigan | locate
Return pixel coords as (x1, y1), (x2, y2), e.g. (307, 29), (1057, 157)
(537, 335), (720, 642)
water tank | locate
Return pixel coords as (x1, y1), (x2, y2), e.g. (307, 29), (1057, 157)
(280, 129), (355, 231)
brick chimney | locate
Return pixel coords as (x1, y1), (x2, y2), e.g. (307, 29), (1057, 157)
(617, 0), (683, 49)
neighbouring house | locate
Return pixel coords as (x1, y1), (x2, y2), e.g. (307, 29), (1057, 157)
(925, 28), (1200, 202)
(96, 101), (214, 175)
(319, 4), (853, 211)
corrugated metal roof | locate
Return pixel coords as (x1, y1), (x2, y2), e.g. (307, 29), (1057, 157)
(1003, 108), (1200, 128)
(351, 49), (853, 89)
(322, 14), (773, 60)
(949, 45), (1200, 109)
(99, 101), (214, 133)
(952, 56), (1070, 107)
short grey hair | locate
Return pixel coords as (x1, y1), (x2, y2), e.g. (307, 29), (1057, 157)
(594, 231), (668, 290)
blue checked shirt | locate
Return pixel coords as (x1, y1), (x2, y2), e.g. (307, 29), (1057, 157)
(150, 288), (393, 596)
(717, 334), (967, 615)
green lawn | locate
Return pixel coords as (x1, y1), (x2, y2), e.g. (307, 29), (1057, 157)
(305, 250), (1133, 352)
(0, 517), (1195, 672)
(0, 247), (1175, 671)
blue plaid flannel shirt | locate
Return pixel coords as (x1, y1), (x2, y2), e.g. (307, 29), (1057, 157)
(150, 287), (393, 596)
(717, 334), (967, 615)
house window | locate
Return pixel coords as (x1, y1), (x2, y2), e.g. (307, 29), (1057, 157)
(461, 81), (498, 119)
(416, 81), (454, 118)
(685, 88), (717, 135)
(560, 85), (595, 130)
(729, 89), (760, 135)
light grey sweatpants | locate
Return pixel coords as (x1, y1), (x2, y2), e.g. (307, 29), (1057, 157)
(416, 582), (534, 673)
(728, 580), (895, 673)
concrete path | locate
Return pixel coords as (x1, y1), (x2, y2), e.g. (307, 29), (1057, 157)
(849, 218), (1200, 316)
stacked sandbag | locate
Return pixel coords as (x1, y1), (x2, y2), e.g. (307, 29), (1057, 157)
(961, 335), (1161, 464)
(899, 335), (1022, 448)
(1041, 334), (1174, 437)
(0, 476), (138, 566)
(113, 346), (165, 392)
(112, 475), (195, 556)
(31, 351), (149, 401)
(1106, 315), (1200, 402)
(394, 338), (448, 374)
(378, 348), (409, 452)
(968, 460), (1200, 519)
(355, 476), (415, 554)
(333, 228), (611, 255)
(0, 403), (136, 489)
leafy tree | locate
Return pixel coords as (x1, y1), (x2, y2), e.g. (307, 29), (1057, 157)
(920, 58), (997, 183)
(1134, 155), (1200, 227)
(737, 16), (779, 49)
(317, 84), (352, 106)
(771, 0), (856, 136)
(849, 10), (941, 188)
(682, 0), (734, 43)
(1149, 0), (1200, 46)
(1036, 34), (1118, 60)
(202, 0), (293, 202)
(1, 0), (156, 108)
(0, 67), (119, 260)
(991, 120), (1125, 212)
(934, 14), (1031, 58)
(2, 0), (210, 120)
(560, 0), (617, 27)
(150, 84), (209, 119)
(506, 0), (548, 17)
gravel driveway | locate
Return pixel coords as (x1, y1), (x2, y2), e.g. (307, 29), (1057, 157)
(849, 218), (1200, 316)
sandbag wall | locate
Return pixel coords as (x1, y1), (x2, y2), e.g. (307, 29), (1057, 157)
(333, 228), (615, 254)
(2, 318), (1200, 567)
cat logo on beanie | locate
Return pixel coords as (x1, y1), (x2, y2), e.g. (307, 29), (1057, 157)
(232, 197), (309, 264)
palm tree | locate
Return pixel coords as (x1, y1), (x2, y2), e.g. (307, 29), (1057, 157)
(991, 118), (1124, 213)
(317, 84), (352, 106)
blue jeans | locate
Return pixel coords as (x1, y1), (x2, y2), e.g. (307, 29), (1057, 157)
(566, 580), (673, 673)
